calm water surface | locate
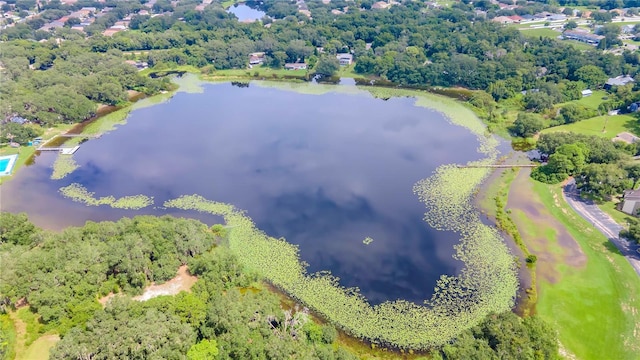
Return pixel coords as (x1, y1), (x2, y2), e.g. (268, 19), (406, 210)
(227, 4), (265, 21)
(2, 82), (485, 304)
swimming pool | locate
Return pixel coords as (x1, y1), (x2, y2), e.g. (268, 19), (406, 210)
(0, 154), (18, 176)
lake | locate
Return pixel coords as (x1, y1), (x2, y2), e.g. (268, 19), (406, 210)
(1, 81), (486, 305)
(227, 3), (265, 22)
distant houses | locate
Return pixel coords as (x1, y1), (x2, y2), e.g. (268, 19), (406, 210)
(248, 52), (265, 65)
(562, 30), (604, 45)
(336, 53), (353, 66)
(621, 190), (640, 215)
(124, 60), (149, 71)
(605, 75), (635, 90)
(581, 89), (593, 97)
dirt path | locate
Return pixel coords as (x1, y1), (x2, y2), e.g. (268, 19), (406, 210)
(133, 265), (197, 301)
(507, 169), (586, 284)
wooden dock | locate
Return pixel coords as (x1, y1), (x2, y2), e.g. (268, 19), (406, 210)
(37, 146), (80, 154)
(457, 164), (538, 168)
(58, 133), (101, 138)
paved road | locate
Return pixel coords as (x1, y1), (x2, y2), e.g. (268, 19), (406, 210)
(563, 179), (640, 277)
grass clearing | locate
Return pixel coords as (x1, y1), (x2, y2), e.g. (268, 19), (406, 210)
(562, 90), (609, 109)
(541, 114), (639, 139)
(19, 335), (59, 360)
(16, 307), (43, 347)
(0, 314), (17, 360)
(519, 28), (561, 38)
(204, 66), (308, 81)
(530, 181), (640, 360)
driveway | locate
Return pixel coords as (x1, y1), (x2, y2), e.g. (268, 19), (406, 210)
(563, 179), (640, 277)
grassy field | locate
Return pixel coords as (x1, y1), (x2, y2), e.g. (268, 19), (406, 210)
(529, 181), (640, 360)
(0, 314), (17, 360)
(519, 28), (561, 38)
(19, 335), (59, 360)
(208, 66), (308, 80)
(563, 90), (609, 109)
(541, 114), (639, 139)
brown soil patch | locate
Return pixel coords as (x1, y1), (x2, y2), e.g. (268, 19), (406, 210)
(133, 265), (197, 301)
(508, 169), (587, 284)
(97, 292), (118, 307)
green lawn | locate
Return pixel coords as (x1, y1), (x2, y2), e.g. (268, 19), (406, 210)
(19, 335), (59, 360)
(206, 66), (308, 80)
(541, 114), (639, 139)
(529, 181), (640, 360)
(567, 90), (609, 109)
(519, 28), (561, 38)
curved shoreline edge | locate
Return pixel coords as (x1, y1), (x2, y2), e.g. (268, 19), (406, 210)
(152, 81), (519, 349)
(48, 78), (519, 348)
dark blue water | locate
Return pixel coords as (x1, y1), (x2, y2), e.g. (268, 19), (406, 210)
(2, 82), (485, 304)
(227, 4), (265, 22)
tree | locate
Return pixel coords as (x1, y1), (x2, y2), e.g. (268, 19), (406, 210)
(596, 24), (623, 49)
(574, 65), (608, 89)
(188, 339), (219, 360)
(524, 92), (554, 112)
(315, 56), (340, 76)
(564, 20), (578, 30)
(0, 212), (39, 246)
(559, 104), (597, 124)
(511, 113), (545, 137)
(576, 163), (630, 199)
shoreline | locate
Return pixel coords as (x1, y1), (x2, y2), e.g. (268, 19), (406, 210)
(2, 74), (522, 351)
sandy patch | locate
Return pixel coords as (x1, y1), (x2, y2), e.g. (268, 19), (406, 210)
(98, 292), (117, 306)
(133, 265), (197, 301)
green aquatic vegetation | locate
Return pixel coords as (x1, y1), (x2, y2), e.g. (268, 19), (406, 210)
(164, 181), (517, 349)
(59, 183), (153, 210)
(159, 86), (518, 349)
(50, 155), (79, 180)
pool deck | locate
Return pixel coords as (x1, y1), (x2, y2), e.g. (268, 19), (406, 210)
(0, 154), (19, 176)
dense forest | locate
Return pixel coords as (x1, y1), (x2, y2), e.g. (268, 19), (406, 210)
(0, 213), (559, 359)
(4, 0), (640, 128)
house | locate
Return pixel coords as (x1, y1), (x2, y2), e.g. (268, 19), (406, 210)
(622, 25), (636, 34)
(562, 30), (604, 45)
(371, 1), (390, 9)
(521, 14), (535, 22)
(614, 132), (640, 144)
(284, 63), (307, 70)
(336, 53), (353, 66)
(10, 116), (27, 124)
(102, 28), (121, 36)
(581, 89), (593, 97)
(621, 189), (640, 215)
(248, 52), (265, 65)
(605, 75), (635, 89)
(492, 16), (514, 24)
(507, 15), (523, 23)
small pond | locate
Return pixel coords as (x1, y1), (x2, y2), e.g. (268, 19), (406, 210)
(2, 81), (490, 305)
(227, 3), (266, 22)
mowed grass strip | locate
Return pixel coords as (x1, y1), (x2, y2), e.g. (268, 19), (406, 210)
(542, 114), (639, 139)
(519, 28), (561, 38)
(530, 181), (640, 360)
(19, 335), (59, 360)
